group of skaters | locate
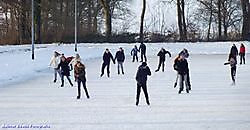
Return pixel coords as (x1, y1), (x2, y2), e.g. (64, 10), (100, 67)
(49, 42), (246, 106)
(224, 43), (246, 85)
(49, 52), (89, 99)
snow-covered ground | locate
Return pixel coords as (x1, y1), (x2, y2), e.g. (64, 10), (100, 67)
(0, 42), (250, 129)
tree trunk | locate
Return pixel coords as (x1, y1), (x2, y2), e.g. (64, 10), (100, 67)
(100, 0), (112, 41)
(218, 0), (222, 40)
(241, 0), (250, 40)
(35, 0), (41, 44)
(177, 0), (183, 41)
(140, 0), (146, 44)
(181, 0), (187, 40)
(207, 0), (213, 41)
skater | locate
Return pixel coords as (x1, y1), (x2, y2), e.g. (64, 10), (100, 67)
(70, 53), (81, 69)
(174, 54), (190, 94)
(115, 47), (125, 75)
(228, 44), (238, 61)
(155, 47), (171, 72)
(131, 45), (140, 62)
(100, 48), (115, 77)
(74, 61), (90, 99)
(49, 51), (61, 83)
(177, 48), (191, 90)
(239, 43), (246, 64)
(139, 43), (147, 62)
(57, 55), (73, 87)
(135, 62), (151, 106)
(224, 54), (237, 85)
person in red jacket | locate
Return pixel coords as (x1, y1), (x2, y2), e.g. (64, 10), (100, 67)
(239, 43), (246, 64)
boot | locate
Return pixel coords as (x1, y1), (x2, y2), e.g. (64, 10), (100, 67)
(136, 100), (139, 106)
(61, 80), (64, 87)
(146, 100), (150, 105)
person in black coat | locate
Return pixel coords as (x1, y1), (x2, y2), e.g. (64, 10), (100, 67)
(174, 55), (190, 94)
(100, 48), (115, 77)
(58, 55), (73, 87)
(131, 45), (139, 62)
(139, 43), (147, 62)
(135, 62), (151, 106)
(74, 61), (90, 99)
(224, 54), (237, 85)
(115, 47), (125, 75)
(177, 48), (191, 90)
(155, 47), (171, 72)
(228, 44), (238, 61)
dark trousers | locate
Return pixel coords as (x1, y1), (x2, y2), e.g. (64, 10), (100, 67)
(117, 61), (124, 74)
(101, 62), (110, 76)
(132, 54), (138, 62)
(240, 53), (245, 64)
(187, 71), (191, 89)
(231, 66), (236, 82)
(61, 75), (73, 87)
(136, 83), (149, 104)
(77, 80), (89, 98)
(156, 60), (165, 71)
(140, 52), (147, 62)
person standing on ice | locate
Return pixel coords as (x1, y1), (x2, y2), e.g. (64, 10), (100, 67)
(115, 47), (125, 75)
(70, 53), (81, 69)
(239, 43), (246, 64)
(49, 51), (61, 83)
(174, 54), (190, 94)
(228, 44), (238, 61)
(131, 45), (140, 62)
(100, 48), (115, 77)
(139, 43), (147, 62)
(57, 55), (73, 87)
(135, 62), (151, 106)
(155, 47), (171, 72)
(224, 54), (237, 85)
(178, 48), (191, 89)
(74, 61), (90, 99)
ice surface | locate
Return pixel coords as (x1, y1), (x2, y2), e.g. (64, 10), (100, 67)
(0, 42), (250, 129)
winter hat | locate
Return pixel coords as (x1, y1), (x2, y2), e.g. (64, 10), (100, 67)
(142, 62), (147, 66)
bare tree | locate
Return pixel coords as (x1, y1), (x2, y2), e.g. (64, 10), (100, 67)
(140, 0), (146, 43)
(241, 0), (250, 40)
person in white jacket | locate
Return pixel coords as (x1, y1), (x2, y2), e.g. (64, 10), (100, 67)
(49, 51), (61, 83)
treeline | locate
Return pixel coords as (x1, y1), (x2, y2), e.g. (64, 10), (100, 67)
(0, 0), (249, 45)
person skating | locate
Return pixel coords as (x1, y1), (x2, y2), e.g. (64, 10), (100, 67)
(135, 62), (151, 106)
(115, 47), (125, 75)
(174, 54), (190, 94)
(70, 53), (81, 69)
(139, 43), (147, 62)
(178, 48), (191, 90)
(131, 45), (140, 62)
(239, 43), (246, 64)
(74, 61), (90, 99)
(224, 54), (237, 85)
(100, 48), (115, 77)
(228, 44), (238, 61)
(49, 51), (61, 83)
(57, 55), (73, 87)
(155, 47), (171, 72)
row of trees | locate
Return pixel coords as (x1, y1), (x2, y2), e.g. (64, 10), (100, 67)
(0, 0), (249, 45)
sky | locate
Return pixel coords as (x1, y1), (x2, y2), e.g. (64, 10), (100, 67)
(127, 0), (177, 33)
(113, 0), (199, 34)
